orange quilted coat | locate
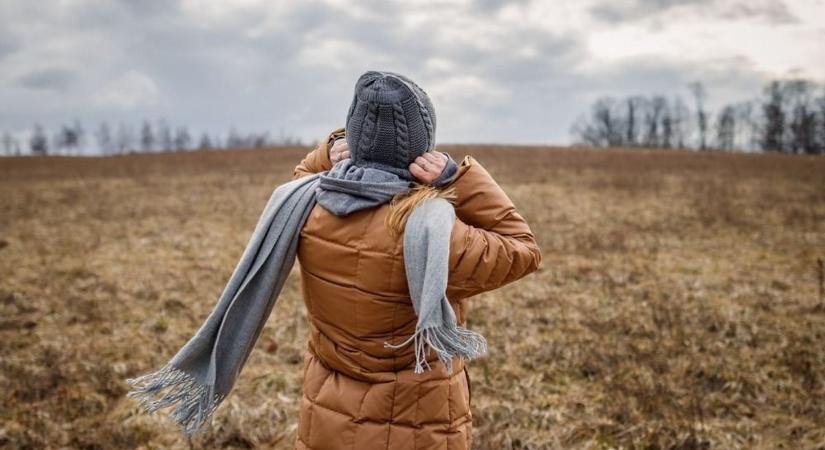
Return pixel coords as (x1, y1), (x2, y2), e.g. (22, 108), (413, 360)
(292, 128), (542, 450)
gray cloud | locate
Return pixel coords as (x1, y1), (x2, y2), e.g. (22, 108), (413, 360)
(17, 68), (77, 92)
(0, 31), (19, 60)
(721, 2), (798, 24)
(591, 0), (709, 24)
(470, 0), (533, 14)
(591, 0), (798, 25)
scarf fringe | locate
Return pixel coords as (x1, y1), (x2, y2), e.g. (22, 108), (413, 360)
(384, 325), (488, 374)
(126, 364), (224, 436)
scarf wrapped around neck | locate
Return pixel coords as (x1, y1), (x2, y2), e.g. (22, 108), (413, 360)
(125, 156), (485, 436)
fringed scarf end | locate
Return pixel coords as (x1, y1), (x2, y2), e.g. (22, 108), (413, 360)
(384, 325), (488, 375)
(125, 364), (224, 437)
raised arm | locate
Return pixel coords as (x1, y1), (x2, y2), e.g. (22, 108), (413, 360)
(293, 128), (345, 179)
(445, 155), (542, 299)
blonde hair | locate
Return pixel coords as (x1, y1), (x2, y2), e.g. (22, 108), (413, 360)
(385, 184), (456, 238)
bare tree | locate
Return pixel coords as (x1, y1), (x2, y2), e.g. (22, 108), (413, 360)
(785, 80), (818, 154)
(30, 124), (49, 156)
(734, 101), (757, 151)
(594, 97), (622, 146)
(198, 133), (213, 150)
(141, 120), (155, 153)
(761, 81), (785, 153)
(572, 98), (616, 147)
(95, 122), (114, 155)
(624, 96), (644, 147)
(226, 127), (243, 149)
(174, 127), (192, 151)
(660, 113), (673, 148)
(689, 81), (708, 150)
(252, 132), (270, 148)
(715, 105), (736, 151)
(56, 123), (81, 155)
(642, 96), (666, 147)
(659, 97), (675, 149)
(671, 96), (690, 149)
(817, 92), (825, 155)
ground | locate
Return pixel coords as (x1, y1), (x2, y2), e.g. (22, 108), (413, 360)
(1, 146), (824, 449)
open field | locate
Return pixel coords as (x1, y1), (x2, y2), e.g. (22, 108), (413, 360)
(1, 146), (824, 449)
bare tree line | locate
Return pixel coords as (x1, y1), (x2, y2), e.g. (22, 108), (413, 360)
(6, 79), (825, 157)
(571, 78), (825, 155)
(0, 120), (307, 156)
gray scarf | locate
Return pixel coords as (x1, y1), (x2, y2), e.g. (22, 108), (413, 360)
(316, 159), (411, 215)
(126, 163), (486, 436)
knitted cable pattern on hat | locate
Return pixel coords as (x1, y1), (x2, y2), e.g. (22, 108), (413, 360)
(356, 86), (380, 167)
(397, 75), (436, 151)
(391, 102), (410, 169)
(345, 71), (436, 172)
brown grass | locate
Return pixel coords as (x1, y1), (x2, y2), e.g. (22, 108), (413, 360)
(1, 146), (824, 449)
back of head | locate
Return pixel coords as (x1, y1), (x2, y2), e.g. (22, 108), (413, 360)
(345, 71), (437, 173)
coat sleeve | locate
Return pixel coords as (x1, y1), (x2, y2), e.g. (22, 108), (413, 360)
(446, 155), (542, 299)
(293, 127), (345, 179)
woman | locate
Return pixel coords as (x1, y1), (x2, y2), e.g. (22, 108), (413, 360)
(291, 71), (542, 449)
(127, 71), (540, 449)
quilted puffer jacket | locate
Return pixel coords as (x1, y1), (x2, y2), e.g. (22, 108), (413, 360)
(292, 128), (541, 450)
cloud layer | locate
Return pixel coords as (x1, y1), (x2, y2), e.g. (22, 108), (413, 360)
(1, 0), (823, 145)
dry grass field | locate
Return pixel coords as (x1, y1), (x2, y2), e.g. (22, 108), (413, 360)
(1, 146), (824, 450)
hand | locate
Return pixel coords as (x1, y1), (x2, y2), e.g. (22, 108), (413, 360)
(409, 151), (447, 185)
(329, 139), (350, 164)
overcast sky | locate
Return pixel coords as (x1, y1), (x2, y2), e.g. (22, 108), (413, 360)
(1, 0), (824, 146)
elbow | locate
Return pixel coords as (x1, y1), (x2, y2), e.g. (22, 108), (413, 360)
(519, 239), (542, 278)
(528, 242), (542, 274)
(499, 237), (542, 287)
(518, 231), (542, 276)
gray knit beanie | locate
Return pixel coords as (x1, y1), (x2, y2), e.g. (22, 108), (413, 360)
(345, 71), (437, 171)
